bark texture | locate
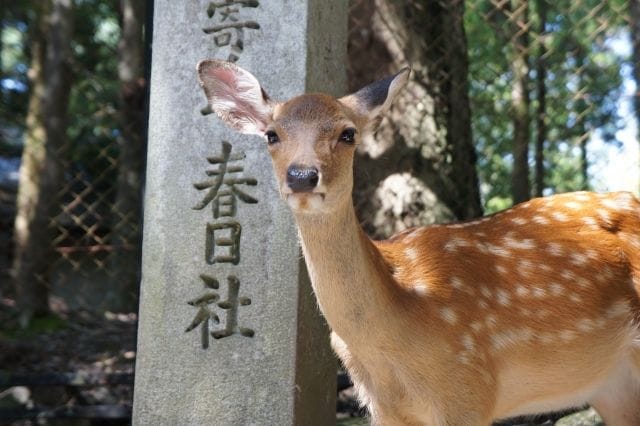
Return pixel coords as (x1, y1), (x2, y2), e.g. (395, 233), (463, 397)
(509, 0), (531, 203)
(107, 0), (147, 311)
(12, 0), (74, 324)
(348, 0), (482, 239)
(534, 0), (547, 198)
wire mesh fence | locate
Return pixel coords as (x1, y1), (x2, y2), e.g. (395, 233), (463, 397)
(348, 0), (639, 229)
(2, 0), (638, 308)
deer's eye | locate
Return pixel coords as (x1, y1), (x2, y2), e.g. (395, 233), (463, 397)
(265, 130), (279, 145)
(339, 128), (356, 144)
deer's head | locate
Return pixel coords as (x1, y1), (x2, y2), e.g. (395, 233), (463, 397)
(197, 60), (409, 214)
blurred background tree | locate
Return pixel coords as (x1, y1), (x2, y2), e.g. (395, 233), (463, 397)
(1, 0), (145, 324)
(0, 0), (638, 423)
(0, 0), (637, 323)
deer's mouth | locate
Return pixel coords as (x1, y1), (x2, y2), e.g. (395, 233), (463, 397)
(285, 192), (326, 211)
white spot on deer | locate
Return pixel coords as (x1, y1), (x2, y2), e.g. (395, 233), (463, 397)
(475, 231), (487, 238)
(444, 237), (471, 252)
(461, 334), (475, 351)
(475, 242), (489, 254)
(393, 266), (405, 280)
(471, 321), (483, 333)
(559, 330), (577, 342)
(603, 193), (635, 211)
(503, 236), (536, 250)
(485, 314), (498, 329)
(551, 211), (569, 222)
(564, 201), (582, 210)
(569, 293), (582, 304)
(478, 300), (489, 310)
(457, 352), (471, 365)
(533, 215), (550, 225)
(413, 282), (429, 296)
(582, 217), (598, 228)
(450, 276), (464, 290)
(518, 260), (534, 276)
(516, 285), (530, 298)
(576, 277), (591, 288)
(440, 307), (458, 324)
(549, 282), (564, 296)
(511, 217), (528, 225)
(486, 243), (511, 257)
(532, 287), (547, 298)
(480, 286), (492, 299)
(406, 247), (420, 262)
(596, 208), (611, 223)
(548, 242), (564, 257)
(570, 253), (588, 266)
(497, 289), (511, 306)
(490, 328), (533, 351)
(577, 319), (595, 333)
(496, 264), (508, 275)
(561, 270), (577, 282)
(585, 249), (599, 260)
(540, 264), (552, 273)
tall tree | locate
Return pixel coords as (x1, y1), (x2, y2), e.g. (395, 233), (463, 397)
(510, 0), (532, 203)
(107, 0), (146, 310)
(12, 0), (74, 324)
(534, 0), (547, 197)
(467, 0), (625, 211)
(347, 0), (482, 238)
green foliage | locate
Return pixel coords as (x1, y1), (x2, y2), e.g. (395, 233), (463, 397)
(67, 0), (120, 179)
(0, 1), (31, 153)
(0, 0), (121, 166)
(466, 0), (628, 212)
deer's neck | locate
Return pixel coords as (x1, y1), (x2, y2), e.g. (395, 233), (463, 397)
(294, 203), (398, 343)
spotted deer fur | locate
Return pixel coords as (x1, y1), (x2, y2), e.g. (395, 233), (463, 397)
(197, 59), (640, 425)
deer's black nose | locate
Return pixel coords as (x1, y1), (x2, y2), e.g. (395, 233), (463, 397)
(287, 165), (319, 192)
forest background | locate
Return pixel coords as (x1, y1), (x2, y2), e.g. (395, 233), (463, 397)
(0, 0), (639, 423)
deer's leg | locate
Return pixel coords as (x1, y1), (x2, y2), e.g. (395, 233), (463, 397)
(589, 356), (640, 426)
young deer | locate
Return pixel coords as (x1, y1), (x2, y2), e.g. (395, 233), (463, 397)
(197, 60), (640, 425)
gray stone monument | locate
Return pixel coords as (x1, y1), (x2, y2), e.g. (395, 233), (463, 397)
(133, 1), (347, 424)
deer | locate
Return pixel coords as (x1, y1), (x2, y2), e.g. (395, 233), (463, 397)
(196, 59), (640, 426)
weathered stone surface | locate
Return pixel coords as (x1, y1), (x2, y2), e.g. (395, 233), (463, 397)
(133, 1), (346, 424)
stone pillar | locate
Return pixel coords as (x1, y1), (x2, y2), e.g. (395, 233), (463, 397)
(132, 1), (347, 425)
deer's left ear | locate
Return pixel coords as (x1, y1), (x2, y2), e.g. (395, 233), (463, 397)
(339, 68), (410, 131)
(197, 59), (273, 135)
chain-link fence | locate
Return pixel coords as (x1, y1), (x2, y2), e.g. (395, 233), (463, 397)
(47, 132), (142, 312)
(348, 0), (639, 232)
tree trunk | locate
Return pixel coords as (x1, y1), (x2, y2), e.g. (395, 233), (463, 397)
(108, 0), (146, 311)
(348, 0), (482, 238)
(534, 0), (547, 198)
(631, 0), (640, 191)
(12, 0), (74, 325)
(510, 0), (531, 204)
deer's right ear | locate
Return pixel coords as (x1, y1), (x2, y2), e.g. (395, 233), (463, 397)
(197, 60), (273, 135)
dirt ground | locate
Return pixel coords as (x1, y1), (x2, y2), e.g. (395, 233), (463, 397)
(0, 296), (604, 426)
